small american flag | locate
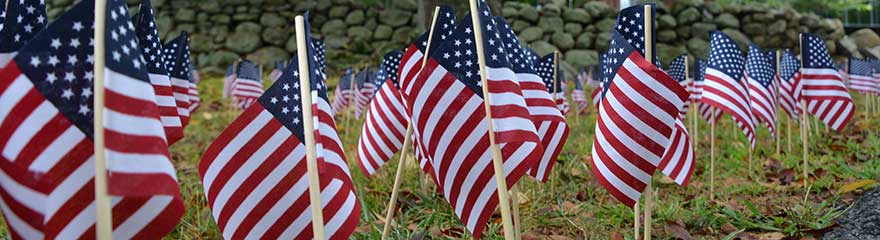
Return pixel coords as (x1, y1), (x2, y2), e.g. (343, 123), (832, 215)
(400, 2), (544, 236)
(134, 0), (183, 144)
(497, 18), (569, 183)
(778, 50), (802, 119)
(848, 58), (876, 94)
(667, 54), (689, 118)
(800, 33), (854, 131)
(223, 62), (237, 99)
(0, 0), (184, 238)
(838, 62), (851, 87)
(356, 50), (407, 176)
(187, 70), (201, 112)
(313, 38), (327, 81)
(232, 60), (264, 109)
(746, 44), (778, 135)
(331, 67), (354, 115)
(162, 33), (193, 126)
(200, 14), (360, 239)
(268, 60), (285, 83)
(572, 68), (589, 114)
(0, 0), (46, 66)
(593, 53), (608, 108)
(537, 53), (571, 115)
(353, 66), (375, 118)
(692, 58), (721, 123)
(701, 31), (756, 148)
(590, 4), (689, 206)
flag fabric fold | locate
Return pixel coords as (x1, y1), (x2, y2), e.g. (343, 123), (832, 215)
(356, 50), (407, 176)
(778, 50), (802, 120)
(700, 31), (756, 148)
(800, 33), (854, 132)
(134, 0), (183, 145)
(232, 60), (264, 109)
(163, 33), (193, 126)
(746, 44), (778, 135)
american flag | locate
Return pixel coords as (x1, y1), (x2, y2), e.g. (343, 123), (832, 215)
(232, 60), (264, 109)
(778, 50), (801, 119)
(352, 66), (375, 118)
(800, 33), (854, 131)
(398, 6), (456, 174)
(701, 31), (755, 148)
(223, 62), (237, 99)
(537, 53), (571, 115)
(400, 3), (544, 236)
(667, 54), (690, 118)
(162, 33), (193, 126)
(134, 0), (183, 145)
(356, 50), (406, 176)
(0, 0), (184, 238)
(590, 4), (689, 206)
(572, 68), (589, 114)
(838, 62), (850, 87)
(692, 58), (721, 123)
(0, 2), (4, 33)
(331, 67), (354, 115)
(268, 60), (284, 83)
(0, 0), (46, 66)
(593, 53), (608, 108)
(848, 58), (877, 94)
(313, 38), (327, 81)
(746, 44), (778, 135)
(497, 18), (569, 182)
(199, 15), (360, 239)
(187, 71), (201, 113)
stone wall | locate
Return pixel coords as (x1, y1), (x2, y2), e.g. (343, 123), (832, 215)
(46, 0), (879, 77)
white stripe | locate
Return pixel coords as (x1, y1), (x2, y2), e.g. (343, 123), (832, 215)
(3, 101), (57, 160)
(202, 111), (274, 191)
(105, 108), (166, 138)
(113, 196), (173, 239)
(0, 166), (48, 215)
(29, 126), (85, 172)
(0, 76), (33, 125)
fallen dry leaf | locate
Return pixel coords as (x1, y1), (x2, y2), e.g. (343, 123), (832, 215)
(663, 220), (694, 240)
(756, 232), (786, 240)
(547, 235), (574, 240)
(609, 231), (625, 240)
(837, 179), (878, 194)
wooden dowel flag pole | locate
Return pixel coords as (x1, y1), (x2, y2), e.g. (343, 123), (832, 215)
(93, 0), (114, 238)
(799, 34), (809, 192)
(642, 5), (654, 240)
(775, 50), (782, 155)
(710, 110), (717, 202)
(381, 7), (441, 239)
(468, 0), (517, 238)
(295, 15), (326, 240)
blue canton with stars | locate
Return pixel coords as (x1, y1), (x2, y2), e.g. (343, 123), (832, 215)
(746, 44), (775, 88)
(537, 53), (563, 93)
(163, 32), (191, 80)
(258, 13), (328, 141)
(313, 38), (326, 80)
(226, 63), (235, 77)
(134, 0), (168, 75)
(495, 17), (537, 75)
(848, 58), (874, 77)
(429, 1), (512, 97)
(694, 58), (707, 83)
(355, 65), (370, 88)
(615, 3), (658, 67)
(236, 60), (261, 84)
(779, 50), (800, 81)
(376, 50), (403, 88)
(338, 67), (353, 91)
(414, 5), (456, 54)
(801, 33), (835, 69)
(0, 0), (47, 53)
(667, 54), (687, 82)
(708, 30), (745, 82)
(600, 30), (638, 97)
(0, 2), (5, 33)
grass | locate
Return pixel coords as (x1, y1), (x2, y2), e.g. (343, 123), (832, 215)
(4, 74), (878, 239)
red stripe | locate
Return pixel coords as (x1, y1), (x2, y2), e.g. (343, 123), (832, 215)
(205, 118), (283, 207)
(14, 114), (71, 167)
(200, 106), (263, 176)
(0, 89), (44, 153)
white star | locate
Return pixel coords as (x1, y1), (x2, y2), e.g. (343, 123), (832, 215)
(78, 104), (90, 115)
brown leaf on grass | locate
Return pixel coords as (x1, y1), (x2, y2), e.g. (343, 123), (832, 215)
(547, 235), (575, 240)
(764, 158), (782, 172)
(609, 231), (625, 240)
(521, 232), (541, 240)
(429, 226), (442, 237)
(765, 168), (796, 185)
(440, 226), (465, 238)
(837, 179), (878, 194)
(756, 232), (786, 240)
(809, 168), (827, 181)
(663, 220), (694, 240)
(829, 144), (847, 151)
(354, 224), (371, 233)
(720, 223), (739, 234)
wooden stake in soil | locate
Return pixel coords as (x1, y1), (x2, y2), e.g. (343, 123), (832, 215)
(381, 7), (441, 239)
(642, 5), (654, 240)
(468, 0), (517, 238)
(799, 34), (809, 192)
(93, 0), (113, 238)
(295, 15), (325, 240)
(710, 110), (717, 202)
(775, 50), (782, 155)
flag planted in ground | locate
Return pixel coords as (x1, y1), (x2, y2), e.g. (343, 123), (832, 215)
(353, 65), (375, 118)
(700, 30), (755, 148)
(778, 50), (802, 120)
(573, 67), (589, 114)
(356, 50), (407, 176)
(232, 60), (264, 109)
(746, 44), (777, 136)
(0, 0), (184, 237)
(667, 54), (690, 118)
(163, 32), (193, 126)
(135, 0), (183, 144)
(331, 67), (354, 115)
(801, 33), (854, 132)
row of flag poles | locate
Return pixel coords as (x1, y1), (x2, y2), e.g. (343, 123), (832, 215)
(0, 0), (874, 239)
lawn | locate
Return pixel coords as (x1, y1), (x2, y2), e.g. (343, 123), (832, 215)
(7, 74), (877, 239)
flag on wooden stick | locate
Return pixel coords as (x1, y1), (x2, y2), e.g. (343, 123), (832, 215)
(746, 44), (778, 135)
(163, 33), (193, 126)
(800, 33), (854, 131)
(700, 31), (756, 148)
(232, 60), (264, 109)
(331, 68), (354, 115)
(778, 50), (802, 120)
(356, 50), (407, 176)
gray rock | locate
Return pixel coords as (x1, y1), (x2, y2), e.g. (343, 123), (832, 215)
(207, 26), (228, 43)
(379, 10), (412, 27)
(328, 6), (349, 18)
(511, 20), (530, 33)
(562, 8), (591, 24)
(539, 17), (565, 33)
(849, 28), (880, 48)
(595, 18), (616, 33)
(347, 26), (372, 41)
(686, 38), (709, 59)
(392, 27), (417, 43)
(316, 0), (332, 11)
(519, 5), (539, 22)
(552, 32), (575, 51)
(677, 7), (700, 24)
(657, 30), (677, 43)
(189, 34), (215, 52)
(392, 0), (418, 11)
(323, 36), (350, 50)
(595, 33), (612, 52)
(235, 22), (262, 33)
(768, 20), (787, 35)
(373, 25), (393, 40)
(260, 13), (287, 28)
(502, 7), (519, 18)
(233, 13), (257, 21)
(246, 47), (290, 67)
(743, 22), (766, 36)
(225, 31), (262, 53)
(198, 50), (239, 69)
(346, 10), (365, 25)
(676, 25), (691, 39)
(542, 4), (561, 17)
(714, 13), (739, 29)
(198, 1), (221, 12)
(722, 28), (750, 51)
(175, 8), (195, 22)
(564, 23), (583, 36)
(262, 27), (290, 45)
(822, 188), (880, 239)
(564, 49), (599, 67)
(690, 23), (716, 40)
(706, 2), (723, 14)
(838, 36), (863, 58)
(529, 41), (558, 56)
(519, 27), (544, 43)
(582, 1), (610, 18)
(210, 14), (231, 24)
(321, 19), (347, 36)
(658, 15), (677, 29)
(576, 32), (595, 49)
(657, 43), (686, 67)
